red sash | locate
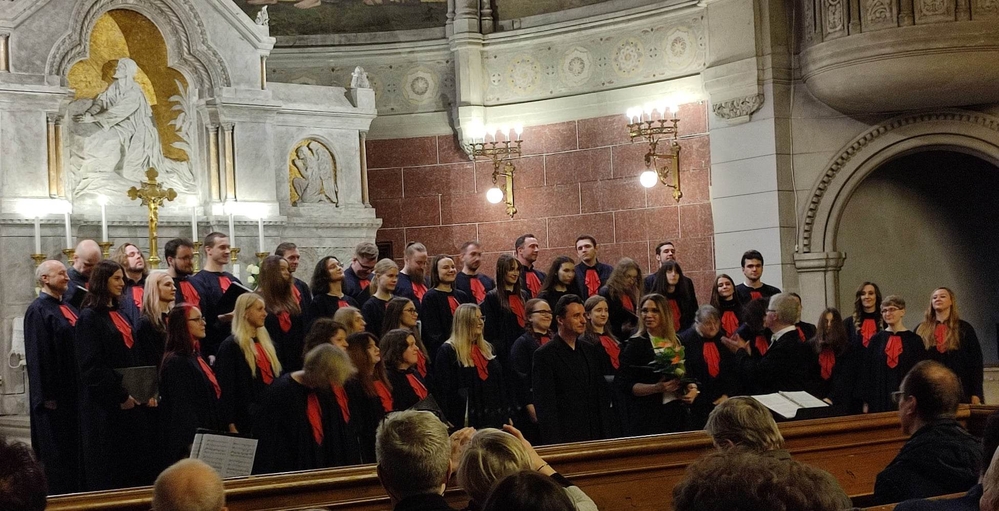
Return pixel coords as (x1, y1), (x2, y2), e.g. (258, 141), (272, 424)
(292, 284), (302, 305)
(338, 299), (351, 309)
(470, 345), (489, 381)
(306, 393), (324, 445)
(620, 294), (634, 314)
(59, 304), (78, 326)
(703, 342), (721, 378)
(373, 380), (393, 412)
(196, 356), (222, 399)
(885, 335), (903, 369)
(668, 299), (681, 331)
(110, 311), (134, 349)
(179, 280), (201, 306)
(754, 335), (769, 356)
(277, 311), (292, 333)
(331, 384), (350, 423)
(252, 342), (275, 384)
(359, 279), (371, 291)
(721, 311), (738, 337)
(130, 286), (143, 310)
(406, 373), (429, 400)
(412, 281), (428, 302)
(819, 348), (836, 380)
(797, 326), (806, 342)
(416, 350), (428, 378)
(860, 318), (877, 347)
(934, 323), (948, 353)
(749, 290), (762, 301)
(218, 275), (232, 293)
(448, 295), (460, 315)
(584, 269), (600, 297)
(525, 271), (542, 297)
(509, 295), (526, 328)
(598, 335), (620, 370)
(539, 335), (550, 346)
(469, 278), (486, 303)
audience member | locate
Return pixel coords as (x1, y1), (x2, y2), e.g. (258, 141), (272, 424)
(480, 471), (575, 511)
(705, 396), (785, 455)
(375, 410), (455, 511)
(0, 436), (48, 511)
(151, 459), (226, 511)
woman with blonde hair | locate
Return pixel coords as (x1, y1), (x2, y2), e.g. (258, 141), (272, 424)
(258, 254), (308, 372)
(360, 258), (399, 337)
(915, 287), (983, 404)
(435, 303), (515, 429)
(598, 258), (642, 341)
(334, 306), (366, 335)
(214, 293), (282, 434)
(134, 271), (175, 368)
(705, 396), (785, 454)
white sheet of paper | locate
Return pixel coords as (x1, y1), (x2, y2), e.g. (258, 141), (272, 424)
(752, 393), (800, 419)
(780, 391), (829, 408)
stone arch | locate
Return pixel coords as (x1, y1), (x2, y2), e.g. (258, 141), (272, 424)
(800, 110), (999, 254)
(46, 0), (231, 92)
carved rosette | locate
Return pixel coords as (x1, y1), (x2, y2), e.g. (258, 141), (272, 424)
(711, 94), (765, 123)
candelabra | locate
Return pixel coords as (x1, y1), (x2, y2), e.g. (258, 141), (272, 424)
(193, 241), (203, 273)
(31, 254), (46, 267)
(471, 135), (523, 218)
(626, 106), (683, 201)
(230, 247), (240, 265)
(98, 241), (113, 259)
(256, 251), (269, 263)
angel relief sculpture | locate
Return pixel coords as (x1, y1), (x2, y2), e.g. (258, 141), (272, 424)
(291, 140), (339, 206)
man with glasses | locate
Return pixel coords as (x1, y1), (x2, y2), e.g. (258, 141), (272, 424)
(345, 241), (378, 304)
(165, 238), (201, 306)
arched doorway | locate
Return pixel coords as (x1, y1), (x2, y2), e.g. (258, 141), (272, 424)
(836, 150), (999, 362)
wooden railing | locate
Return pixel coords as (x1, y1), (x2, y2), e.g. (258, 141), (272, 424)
(47, 405), (998, 511)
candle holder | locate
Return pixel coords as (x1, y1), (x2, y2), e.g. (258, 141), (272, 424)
(98, 241), (113, 259)
(256, 251), (269, 263)
(193, 241), (203, 273)
(62, 248), (75, 261)
(230, 247), (240, 265)
(31, 254), (46, 267)
(471, 139), (524, 218)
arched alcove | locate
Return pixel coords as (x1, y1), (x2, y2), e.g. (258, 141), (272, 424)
(837, 151), (999, 362)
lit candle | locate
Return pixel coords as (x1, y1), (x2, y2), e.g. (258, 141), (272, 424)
(190, 206), (198, 241)
(64, 212), (72, 249)
(100, 203), (108, 242)
(33, 216), (41, 254)
(257, 217), (265, 253)
(228, 214), (236, 248)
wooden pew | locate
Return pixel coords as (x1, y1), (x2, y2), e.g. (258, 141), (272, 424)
(47, 405), (998, 511)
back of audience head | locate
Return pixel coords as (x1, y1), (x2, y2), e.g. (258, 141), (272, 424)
(899, 360), (962, 425)
(705, 397), (784, 453)
(982, 416), (999, 511)
(376, 410), (451, 502)
(481, 471), (575, 511)
(151, 459), (226, 511)
(457, 428), (533, 506)
(0, 436), (47, 511)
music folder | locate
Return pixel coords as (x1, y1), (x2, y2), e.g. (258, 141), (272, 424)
(114, 366), (158, 403)
(216, 282), (253, 315)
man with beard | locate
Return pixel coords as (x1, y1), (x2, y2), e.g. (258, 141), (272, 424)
(644, 241), (695, 300)
(275, 242), (312, 313)
(454, 241), (495, 304)
(191, 232), (242, 359)
(64, 239), (101, 306)
(165, 238), (200, 306)
(112, 242), (148, 324)
(344, 241), (378, 304)
(515, 234), (545, 299)
(396, 242), (429, 308)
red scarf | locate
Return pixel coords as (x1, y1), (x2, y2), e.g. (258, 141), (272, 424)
(797, 326), (806, 342)
(470, 345), (489, 381)
(621, 294), (634, 314)
(406, 373), (429, 400)
(59, 304), (78, 326)
(754, 335), (769, 356)
(110, 311), (134, 349)
(508, 295), (526, 328)
(196, 356), (222, 399)
(584, 269), (600, 297)
(252, 342), (275, 384)
(598, 335), (620, 369)
(179, 280), (201, 306)
(277, 311), (292, 333)
(469, 278), (486, 303)
(338, 298), (351, 309)
(668, 299), (681, 331)
(539, 334), (550, 346)
(291, 284), (302, 305)
(306, 393), (324, 445)
(525, 271), (542, 297)
(416, 350), (428, 378)
(860, 318), (877, 347)
(359, 278), (371, 291)
(703, 342), (721, 378)
(448, 295), (460, 315)
(331, 384), (350, 423)
(130, 286), (144, 310)
(885, 335), (903, 369)
(218, 275), (232, 293)
(749, 290), (762, 301)
(934, 323), (948, 353)
(373, 380), (393, 412)
(411, 281), (428, 302)
(819, 348), (836, 380)
(721, 311), (738, 337)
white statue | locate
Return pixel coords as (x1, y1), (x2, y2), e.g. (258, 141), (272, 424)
(255, 6), (269, 26)
(292, 141), (338, 205)
(350, 66), (371, 89)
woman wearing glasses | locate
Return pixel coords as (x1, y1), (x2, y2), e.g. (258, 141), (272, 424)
(382, 297), (431, 380)
(510, 298), (554, 442)
(861, 295), (926, 413)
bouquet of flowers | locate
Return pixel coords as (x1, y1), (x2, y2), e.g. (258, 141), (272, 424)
(246, 263), (261, 288)
(649, 338), (686, 380)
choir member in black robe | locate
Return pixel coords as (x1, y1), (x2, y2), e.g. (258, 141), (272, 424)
(275, 242), (313, 317)
(259, 255), (309, 372)
(189, 232), (241, 360)
(396, 242), (429, 309)
(650, 260), (698, 333)
(24, 260), (81, 493)
(361, 258), (399, 337)
(382, 297), (432, 381)
(515, 234), (546, 298)
(710, 274), (744, 338)
(344, 242), (379, 304)
(599, 258), (642, 341)
(303, 317), (350, 354)
(480, 254), (528, 368)
(580, 295), (626, 437)
(380, 329), (433, 412)
(862, 296), (927, 413)
(644, 242), (696, 302)
(334, 306), (367, 335)
(77, 260), (161, 490)
(845, 281), (884, 350)
(159, 304), (225, 465)
(734, 249), (781, 305)
(435, 303), (516, 429)
(788, 292), (817, 343)
(808, 308), (861, 414)
(134, 271), (176, 369)
(252, 344), (359, 474)
(300, 319), (363, 462)
(421, 254), (474, 359)
(678, 306), (738, 429)
(111, 242), (148, 325)
(916, 287), (984, 404)
(615, 294), (697, 435)
(533, 295), (614, 444)
(734, 297), (772, 361)
(165, 238), (201, 308)
(309, 255), (359, 320)
(510, 298), (552, 443)
(215, 293), (282, 435)
(344, 332), (392, 463)
(574, 235), (614, 298)
(455, 241), (495, 304)
(537, 256), (579, 312)
(64, 239), (100, 307)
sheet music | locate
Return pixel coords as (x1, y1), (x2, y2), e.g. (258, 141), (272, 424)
(190, 432), (257, 479)
(751, 393), (801, 419)
(780, 391), (829, 409)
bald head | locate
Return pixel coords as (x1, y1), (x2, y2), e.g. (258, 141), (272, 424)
(901, 360), (962, 423)
(73, 240), (101, 277)
(36, 260), (70, 296)
(152, 459), (226, 511)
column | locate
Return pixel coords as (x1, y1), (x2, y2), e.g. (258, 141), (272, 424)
(359, 131), (370, 206)
(793, 251), (847, 323)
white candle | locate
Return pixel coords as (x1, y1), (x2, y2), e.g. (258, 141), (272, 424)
(190, 206), (198, 241)
(33, 216), (41, 254)
(228, 214), (236, 248)
(257, 217), (265, 253)
(64, 212), (72, 249)
(100, 203), (108, 242)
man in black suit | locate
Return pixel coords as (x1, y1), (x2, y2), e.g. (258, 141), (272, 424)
(532, 294), (614, 445)
(722, 293), (814, 394)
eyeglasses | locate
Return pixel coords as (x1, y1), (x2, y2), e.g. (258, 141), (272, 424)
(187, 316), (206, 323)
(530, 310), (553, 316)
(891, 391), (906, 404)
(356, 260), (375, 271)
(881, 307), (902, 314)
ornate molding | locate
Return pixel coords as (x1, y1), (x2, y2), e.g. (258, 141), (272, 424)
(711, 93), (764, 122)
(801, 110), (999, 253)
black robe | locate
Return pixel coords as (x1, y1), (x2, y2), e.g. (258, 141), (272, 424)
(174, 274), (201, 307)
(76, 306), (161, 490)
(734, 282), (781, 305)
(665, 288), (697, 333)
(120, 275), (145, 326)
(361, 294), (391, 337)
(455, 272), (495, 304)
(64, 266), (89, 307)
(598, 286), (638, 341)
(133, 315), (167, 369)
(189, 270), (242, 359)
(645, 273), (696, 302)
(308, 292), (359, 320)
(614, 333), (686, 435)
(732, 329), (816, 395)
(510, 331), (549, 411)
(214, 335), (278, 435)
(265, 308), (308, 373)
(385, 367), (430, 412)
(537, 288), (572, 312)
(574, 261), (613, 298)
(434, 342), (515, 429)
(292, 277), (313, 318)
(396, 272), (429, 309)
(716, 298), (744, 338)
(580, 331), (627, 437)
(809, 342), (862, 415)
(344, 377), (385, 464)
(844, 311), (883, 350)
(24, 293), (81, 493)
(796, 321), (817, 343)
(159, 353), (225, 465)
(480, 289), (528, 373)
(532, 335), (613, 445)
(343, 266), (374, 304)
(926, 320), (984, 403)
(678, 327), (738, 428)
(519, 265), (547, 299)
(861, 330), (927, 413)
(420, 288), (473, 358)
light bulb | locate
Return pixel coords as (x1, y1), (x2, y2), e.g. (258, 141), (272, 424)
(514, 124), (524, 137)
(97, 195), (109, 206)
(486, 187), (504, 204)
(640, 170), (658, 188)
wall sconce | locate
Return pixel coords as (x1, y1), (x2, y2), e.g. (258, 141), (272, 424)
(470, 124), (524, 218)
(626, 103), (682, 201)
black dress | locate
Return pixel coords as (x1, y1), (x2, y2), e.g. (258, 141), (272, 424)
(599, 286), (638, 341)
(434, 342), (515, 429)
(665, 288), (697, 334)
(158, 352), (225, 465)
(509, 330), (550, 442)
(265, 308), (309, 372)
(420, 288), (473, 358)
(133, 314), (167, 369)
(189, 270), (242, 359)
(361, 294), (391, 337)
(926, 320), (984, 403)
(678, 327), (738, 428)
(844, 311), (883, 350)
(214, 335), (278, 435)
(809, 342), (862, 415)
(716, 298), (744, 338)
(385, 367), (431, 412)
(309, 293), (359, 320)
(480, 289), (528, 368)
(537, 288), (571, 312)
(615, 333), (686, 435)
(861, 330), (927, 413)
(344, 377), (386, 464)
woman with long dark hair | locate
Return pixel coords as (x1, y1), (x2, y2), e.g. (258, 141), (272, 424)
(480, 254), (528, 368)
(309, 256), (359, 320)
(380, 328), (433, 412)
(598, 258), (642, 341)
(159, 303), (224, 465)
(710, 274), (743, 338)
(537, 256), (578, 311)
(360, 258), (399, 337)
(344, 331), (391, 462)
(420, 254), (473, 359)
(809, 307), (860, 413)
(77, 259), (160, 490)
(916, 287), (983, 404)
(844, 282), (884, 350)
(651, 261), (697, 333)
(133, 271), (175, 368)
(382, 297), (431, 379)
(258, 255), (308, 372)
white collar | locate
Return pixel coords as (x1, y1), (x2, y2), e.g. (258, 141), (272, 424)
(771, 325), (797, 344)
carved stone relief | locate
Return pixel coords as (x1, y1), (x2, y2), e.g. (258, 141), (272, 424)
(915, 0), (954, 21)
(290, 139), (338, 206)
(712, 94), (764, 123)
(825, 0), (846, 36)
(864, 0), (897, 30)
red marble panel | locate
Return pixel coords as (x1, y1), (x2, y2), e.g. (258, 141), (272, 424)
(677, 101), (708, 138)
(616, 241), (654, 276)
(513, 184), (581, 219)
(677, 236), (715, 275)
(686, 270), (718, 304)
(544, 148), (612, 186)
(441, 192), (513, 225)
(580, 177), (647, 213)
(646, 167), (710, 207)
(475, 219), (548, 255)
(404, 224), (479, 256)
(476, 251), (502, 280)
(520, 121), (578, 156)
(547, 212), (615, 249)
(578, 114), (632, 149)
(403, 163), (475, 198)
(473, 156), (545, 193)
(679, 202), (714, 239)
(613, 207), (680, 243)
(678, 135), (711, 172)
(438, 134), (472, 164)
(375, 228), (407, 260)
(371, 198), (403, 229)
(368, 168), (404, 200)
(399, 195), (443, 228)
(366, 136), (438, 169)
(610, 142), (650, 179)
